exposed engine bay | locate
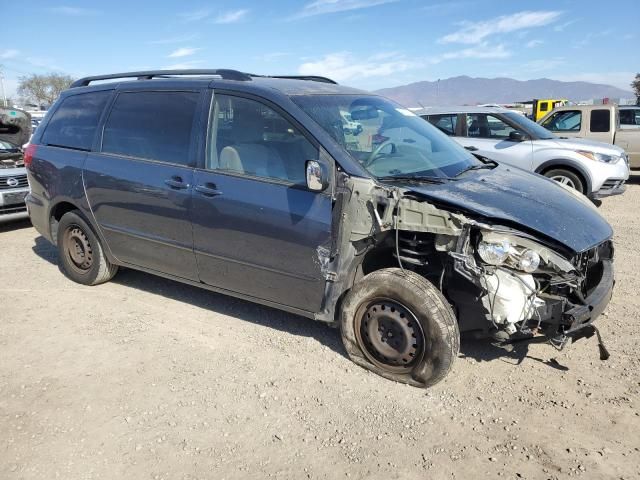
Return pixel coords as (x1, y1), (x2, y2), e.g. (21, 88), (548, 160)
(321, 173), (613, 357)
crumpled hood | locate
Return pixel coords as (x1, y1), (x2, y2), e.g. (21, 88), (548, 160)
(395, 165), (613, 253)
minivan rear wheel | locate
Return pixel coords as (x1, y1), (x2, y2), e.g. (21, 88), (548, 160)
(340, 268), (459, 388)
(57, 211), (118, 285)
(544, 168), (585, 193)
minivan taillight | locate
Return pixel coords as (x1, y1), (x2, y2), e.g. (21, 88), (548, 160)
(23, 144), (37, 169)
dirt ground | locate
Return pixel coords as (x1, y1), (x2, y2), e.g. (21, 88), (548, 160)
(1, 179), (639, 480)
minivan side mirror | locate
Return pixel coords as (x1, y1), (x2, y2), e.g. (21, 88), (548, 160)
(508, 130), (526, 142)
(305, 160), (329, 192)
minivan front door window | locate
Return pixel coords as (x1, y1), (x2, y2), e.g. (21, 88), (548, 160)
(207, 94), (318, 184)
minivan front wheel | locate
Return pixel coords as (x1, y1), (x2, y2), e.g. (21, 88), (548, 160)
(544, 168), (585, 193)
(57, 211), (118, 285)
(340, 268), (459, 388)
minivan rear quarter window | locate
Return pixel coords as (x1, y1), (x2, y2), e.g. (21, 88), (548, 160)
(41, 91), (111, 150)
(102, 91), (199, 165)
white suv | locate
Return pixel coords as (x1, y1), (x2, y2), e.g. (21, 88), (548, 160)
(421, 106), (629, 199)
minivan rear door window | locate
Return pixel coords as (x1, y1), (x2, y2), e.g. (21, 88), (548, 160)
(102, 91), (199, 165)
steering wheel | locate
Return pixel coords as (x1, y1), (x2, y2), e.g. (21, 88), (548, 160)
(364, 141), (396, 167)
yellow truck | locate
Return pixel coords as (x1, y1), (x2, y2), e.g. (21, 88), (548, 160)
(532, 98), (568, 121)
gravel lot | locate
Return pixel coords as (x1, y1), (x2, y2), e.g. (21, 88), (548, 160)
(1, 178), (639, 480)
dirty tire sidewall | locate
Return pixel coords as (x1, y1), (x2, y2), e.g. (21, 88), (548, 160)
(57, 211), (118, 286)
(340, 268), (459, 388)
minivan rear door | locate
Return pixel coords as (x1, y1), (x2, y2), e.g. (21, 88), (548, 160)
(83, 89), (203, 280)
(190, 92), (333, 313)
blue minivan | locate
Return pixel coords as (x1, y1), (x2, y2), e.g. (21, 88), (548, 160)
(25, 70), (614, 387)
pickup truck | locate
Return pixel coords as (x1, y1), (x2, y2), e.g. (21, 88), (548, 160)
(539, 104), (640, 168)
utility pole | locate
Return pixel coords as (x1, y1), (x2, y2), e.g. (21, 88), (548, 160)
(0, 71), (6, 107)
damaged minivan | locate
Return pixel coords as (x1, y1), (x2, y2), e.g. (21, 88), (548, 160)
(25, 70), (614, 387)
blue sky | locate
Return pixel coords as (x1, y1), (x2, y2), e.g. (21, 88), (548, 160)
(1, 0), (638, 98)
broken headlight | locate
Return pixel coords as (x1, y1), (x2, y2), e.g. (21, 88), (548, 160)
(477, 237), (541, 273)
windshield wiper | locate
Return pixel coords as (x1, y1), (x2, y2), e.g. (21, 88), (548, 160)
(454, 160), (498, 177)
(377, 174), (453, 184)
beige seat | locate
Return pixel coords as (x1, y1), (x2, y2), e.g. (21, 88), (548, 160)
(220, 143), (288, 180)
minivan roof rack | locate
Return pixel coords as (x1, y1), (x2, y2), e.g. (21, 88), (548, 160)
(256, 75), (338, 85)
(70, 69), (253, 87)
(70, 70), (338, 88)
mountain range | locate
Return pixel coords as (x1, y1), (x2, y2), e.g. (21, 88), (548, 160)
(374, 76), (634, 107)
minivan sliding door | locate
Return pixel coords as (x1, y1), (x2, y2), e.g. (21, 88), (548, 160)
(83, 90), (202, 280)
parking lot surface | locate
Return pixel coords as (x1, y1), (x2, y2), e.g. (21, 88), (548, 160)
(1, 180), (639, 480)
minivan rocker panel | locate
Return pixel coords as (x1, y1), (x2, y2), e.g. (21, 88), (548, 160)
(25, 70), (615, 388)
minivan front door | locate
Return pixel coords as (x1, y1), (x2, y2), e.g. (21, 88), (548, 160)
(191, 93), (332, 312)
(84, 90), (202, 280)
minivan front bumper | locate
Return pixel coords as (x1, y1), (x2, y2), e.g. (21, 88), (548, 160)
(562, 260), (614, 335)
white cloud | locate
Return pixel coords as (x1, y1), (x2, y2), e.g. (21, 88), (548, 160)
(163, 60), (205, 70)
(440, 10), (562, 44)
(214, 9), (249, 24)
(49, 6), (101, 16)
(291, 0), (399, 19)
(298, 51), (417, 82)
(554, 19), (578, 32)
(179, 8), (212, 22)
(525, 39), (543, 48)
(168, 47), (200, 58)
(430, 43), (511, 64)
(0, 49), (19, 59)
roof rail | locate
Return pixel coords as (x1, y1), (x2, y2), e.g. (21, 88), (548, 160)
(259, 75), (338, 85)
(70, 69), (253, 88)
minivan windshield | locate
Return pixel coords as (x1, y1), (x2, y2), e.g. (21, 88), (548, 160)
(293, 95), (482, 179)
(502, 111), (556, 140)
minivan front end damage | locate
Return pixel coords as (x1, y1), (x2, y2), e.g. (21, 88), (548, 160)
(322, 174), (613, 357)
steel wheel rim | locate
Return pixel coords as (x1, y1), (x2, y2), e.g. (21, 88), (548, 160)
(354, 298), (425, 373)
(63, 225), (94, 274)
(550, 175), (577, 189)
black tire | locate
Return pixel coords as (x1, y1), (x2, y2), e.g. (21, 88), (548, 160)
(544, 168), (585, 194)
(340, 268), (459, 388)
(57, 210), (118, 285)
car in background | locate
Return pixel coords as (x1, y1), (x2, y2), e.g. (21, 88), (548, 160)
(0, 107), (31, 222)
(539, 104), (640, 168)
(421, 106), (629, 199)
(619, 105), (640, 128)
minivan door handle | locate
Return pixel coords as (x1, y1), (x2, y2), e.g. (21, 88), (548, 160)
(165, 176), (189, 189)
(195, 183), (223, 197)
(464, 146), (479, 151)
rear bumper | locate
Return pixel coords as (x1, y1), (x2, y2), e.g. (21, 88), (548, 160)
(25, 192), (52, 241)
